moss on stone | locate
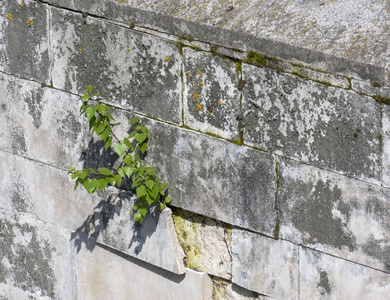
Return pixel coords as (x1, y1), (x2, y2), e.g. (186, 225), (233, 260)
(244, 51), (267, 67)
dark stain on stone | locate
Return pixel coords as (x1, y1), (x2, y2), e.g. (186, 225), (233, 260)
(290, 179), (356, 251)
(317, 270), (332, 295)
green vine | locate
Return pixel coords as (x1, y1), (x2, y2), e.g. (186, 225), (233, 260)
(67, 86), (172, 223)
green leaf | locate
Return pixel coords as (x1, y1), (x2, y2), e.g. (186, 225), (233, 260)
(79, 169), (88, 180)
(114, 174), (122, 187)
(124, 166), (135, 177)
(137, 204), (148, 217)
(71, 173), (79, 180)
(107, 176), (115, 185)
(95, 122), (106, 135)
(134, 154), (142, 163)
(74, 178), (81, 191)
(96, 104), (110, 114)
(141, 126), (149, 136)
(135, 125), (141, 131)
(161, 182), (168, 190)
(80, 101), (88, 111)
(160, 203), (166, 210)
(145, 180), (154, 190)
(123, 138), (132, 148)
(134, 212), (142, 222)
(129, 130), (137, 139)
(99, 167), (113, 176)
(106, 112), (115, 120)
(151, 184), (160, 200)
(111, 122), (121, 126)
(104, 136), (112, 150)
(99, 130), (109, 142)
(165, 197), (172, 203)
(99, 178), (108, 191)
(138, 142), (147, 154)
(129, 117), (139, 125)
(83, 179), (98, 194)
(114, 143), (127, 157)
(136, 185), (147, 198)
(145, 193), (153, 205)
(117, 167), (125, 178)
(85, 106), (97, 121)
(123, 155), (133, 166)
(86, 85), (94, 94)
(145, 167), (156, 175)
(83, 93), (90, 100)
(67, 166), (75, 173)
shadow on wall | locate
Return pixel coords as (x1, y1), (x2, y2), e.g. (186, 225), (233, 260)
(69, 138), (161, 255)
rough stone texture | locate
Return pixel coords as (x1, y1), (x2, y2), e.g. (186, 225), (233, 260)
(183, 47), (241, 140)
(242, 63), (381, 183)
(75, 240), (213, 300)
(0, 0), (50, 83)
(300, 247), (390, 300)
(0, 149), (100, 230)
(51, 7), (182, 124)
(382, 104), (390, 187)
(77, 187), (186, 274)
(0, 73), (85, 170)
(213, 280), (274, 300)
(172, 208), (232, 279)
(352, 79), (390, 98)
(144, 118), (277, 236)
(46, 0), (390, 85)
(279, 157), (390, 273)
(0, 208), (76, 299)
(231, 228), (299, 299)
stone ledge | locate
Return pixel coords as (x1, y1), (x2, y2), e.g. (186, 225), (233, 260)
(45, 0), (390, 86)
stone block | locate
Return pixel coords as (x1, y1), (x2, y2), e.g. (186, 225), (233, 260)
(0, 149), (100, 230)
(183, 48), (241, 140)
(300, 247), (390, 300)
(172, 209), (232, 279)
(0, 0), (49, 83)
(242, 63), (381, 183)
(382, 104), (390, 187)
(144, 119), (277, 236)
(50, 8), (182, 124)
(278, 158), (390, 273)
(85, 107), (277, 236)
(0, 208), (76, 299)
(231, 228), (299, 299)
(0, 73), (85, 169)
(213, 280), (275, 300)
(80, 187), (185, 275)
(75, 240), (213, 300)
(352, 79), (390, 98)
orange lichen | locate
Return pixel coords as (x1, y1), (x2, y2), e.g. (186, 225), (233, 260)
(166, 56), (171, 62)
(20, 2), (24, 7)
(187, 73), (191, 77)
(218, 100), (222, 104)
(7, 13), (12, 22)
(79, 48), (82, 52)
(199, 81), (204, 86)
(196, 104), (202, 111)
(198, 70), (203, 76)
(127, 47), (130, 51)
(194, 93), (200, 101)
(27, 19), (33, 27)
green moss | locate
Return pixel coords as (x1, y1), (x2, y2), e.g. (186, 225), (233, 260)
(210, 44), (218, 54)
(373, 95), (390, 105)
(378, 134), (383, 145)
(244, 51), (267, 67)
(237, 78), (246, 91)
(372, 81), (382, 88)
(129, 22), (135, 29)
(233, 138), (243, 146)
(235, 61), (242, 74)
(177, 34), (194, 42)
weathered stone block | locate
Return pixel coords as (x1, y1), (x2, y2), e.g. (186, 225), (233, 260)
(382, 104), (390, 187)
(172, 208), (232, 279)
(242, 63), (381, 183)
(0, 208), (76, 299)
(0, 149), (99, 230)
(0, 0), (49, 83)
(183, 47), (241, 140)
(84, 187), (186, 275)
(231, 228), (299, 299)
(51, 8), (182, 124)
(213, 279), (275, 300)
(300, 247), (390, 300)
(75, 240), (213, 300)
(352, 79), (390, 98)
(144, 119), (277, 236)
(0, 73), (85, 169)
(278, 158), (390, 273)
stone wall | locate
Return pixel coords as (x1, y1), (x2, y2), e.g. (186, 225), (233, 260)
(1, 0), (390, 299)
